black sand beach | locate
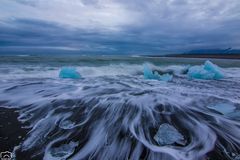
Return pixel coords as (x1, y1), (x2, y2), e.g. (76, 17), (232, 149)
(0, 107), (29, 154)
(0, 56), (239, 160)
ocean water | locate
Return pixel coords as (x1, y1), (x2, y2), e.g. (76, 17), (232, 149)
(0, 55), (240, 160)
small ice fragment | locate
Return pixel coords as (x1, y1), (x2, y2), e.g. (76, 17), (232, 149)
(234, 155), (240, 160)
(50, 141), (78, 160)
(143, 65), (173, 81)
(159, 73), (173, 81)
(154, 123), (185, 145)
(59, 67), (81, 79)
(59, 120), (75, 129)
(226, 111), (240, 120)
(187, 60), (224, 80)
(208, 103), (236, 115)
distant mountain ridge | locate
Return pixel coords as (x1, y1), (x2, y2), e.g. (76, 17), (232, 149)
(153, 48), (240, 59)
(185, 48), (240, 54)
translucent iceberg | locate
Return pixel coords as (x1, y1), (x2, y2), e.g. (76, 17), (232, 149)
(208, 103), (236, 115)
(234, 155), (240, 160)
(226, 111), (240, 120)
(48, 141), (78, 160)
(154, 123), (185, 146)
(204, 60), (224, 79)
(59, 120), (75, 129)
(143, 65), (173, 81)
(187, 60), (224, 80)
(59, 67), (81, 79)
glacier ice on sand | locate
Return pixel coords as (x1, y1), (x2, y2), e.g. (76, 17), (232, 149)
(154, 123), (185, 146)
(208, 103), (236, 115)
(234, 155), (240, 160)
(59, 67), (81, 79)
(44, 141), (78, 160)
(187, 60), (224, 80)
(59, 120), (76, 129)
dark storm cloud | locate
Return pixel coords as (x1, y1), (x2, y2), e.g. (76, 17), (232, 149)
(0, 0), (239, 54)
(0, 19), (161, 54)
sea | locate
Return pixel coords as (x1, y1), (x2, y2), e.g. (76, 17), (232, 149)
(0, 55), (239, 160)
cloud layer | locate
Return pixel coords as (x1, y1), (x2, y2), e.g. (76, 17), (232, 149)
(0, 0), (240, 54)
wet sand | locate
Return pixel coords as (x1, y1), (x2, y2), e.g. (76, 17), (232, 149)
(0, 106), (233, 160)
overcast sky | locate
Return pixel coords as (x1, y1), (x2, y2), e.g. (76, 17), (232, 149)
(0, 0), (240, 54)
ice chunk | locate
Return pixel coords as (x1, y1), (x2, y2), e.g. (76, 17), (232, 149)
(234, 155), (240, 160)
(160, 73), (173, 81)
(48, 141), (78, 160)
(154, 123), (185, 146)
(59, 67), (81, 79)
(59, 120), (75, 129)
(204, 60), (224, 79)
(226, 111), (240, 120)
(188, 66), (215, 80)
(208, 103), (236, 115)
(187, 60), (224, 80)
(143, 65), (173, 81)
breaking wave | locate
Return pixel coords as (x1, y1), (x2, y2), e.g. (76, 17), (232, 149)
(0, 63), (194, 80)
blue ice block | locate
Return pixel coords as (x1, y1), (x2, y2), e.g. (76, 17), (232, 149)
(188, 60), (224, 80)
(59, 67), (81, 79)
(143, 64), (172, 81)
